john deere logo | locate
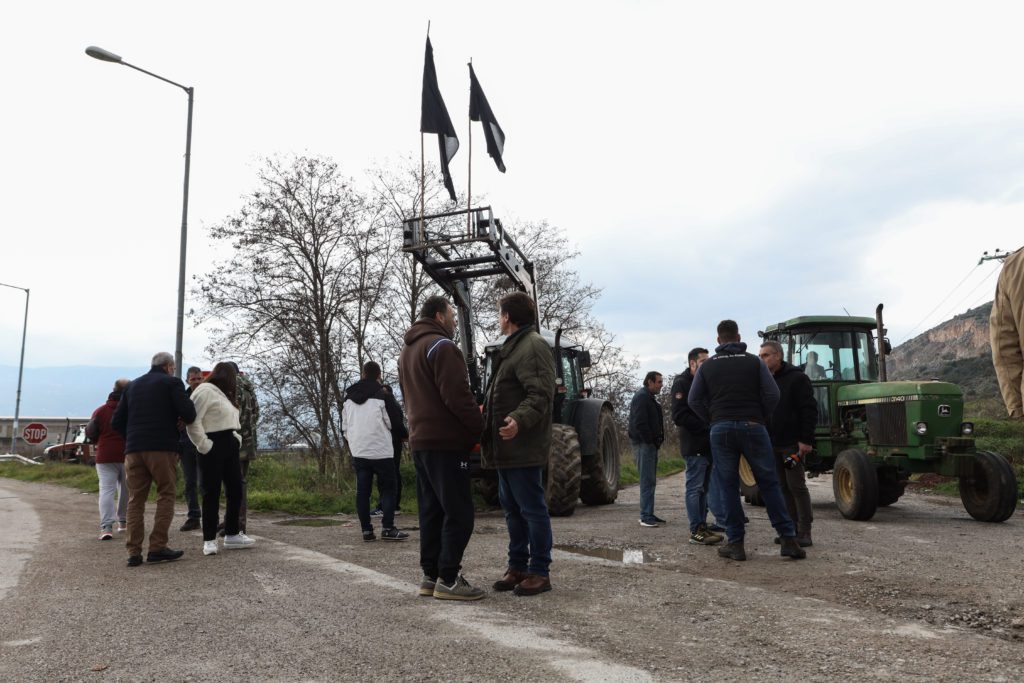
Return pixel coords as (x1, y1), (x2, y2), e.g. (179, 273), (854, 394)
(938, 405), (951, 417)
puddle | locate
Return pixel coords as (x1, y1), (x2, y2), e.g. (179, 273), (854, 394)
(553, 544), (654, 565)
(274, 518), (345, 527)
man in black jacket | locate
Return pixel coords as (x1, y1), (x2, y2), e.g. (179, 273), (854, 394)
(759, 341), (817, 546)
(671, 347), (724, 545)
(112, 351), (197, 567)
(628, 371), (665, 527)
(688, 320), (805, 561)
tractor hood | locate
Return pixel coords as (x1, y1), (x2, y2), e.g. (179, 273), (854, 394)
(837, 381), (963, 405)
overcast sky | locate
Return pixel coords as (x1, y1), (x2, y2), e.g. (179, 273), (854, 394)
(3, 1), (1023, 385)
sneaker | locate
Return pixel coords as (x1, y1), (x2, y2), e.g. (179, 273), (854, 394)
(127, 555), (143, 567)
(223, 533), (256, 549)
(418, 576), (438, 597)
(433, 575), (486, 601)
(146, 547), (184, 563)
(369, 508), (384, 518)
(780, 536), (807, 559)
(639, 519), (660, 528)
(116, 522), (127, 533)
(381, 527), (409, 542)
(203, 540), (219, 556)
(99, 529), (113, 541)
(717, 542), (746, 561)
(689, 525), (724, 546)
(179, 518), (201, 532)
(707, 523), (725, 533)
(652, 515), (667, 524)
(363, 530), (377, 542)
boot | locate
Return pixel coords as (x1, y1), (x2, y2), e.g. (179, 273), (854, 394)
(780, 536), (807, 559)
(717, 542), (746, 561)
(513, 574), (552, 596)
(492, 569), (529, 592)
(797, 530), (813, 547)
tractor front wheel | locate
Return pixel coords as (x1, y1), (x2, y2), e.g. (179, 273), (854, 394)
(959, 450), (1018, 523)
(833, 448), (878, 520)
(545, 424), (582, 517)
(877, 470), (906, 507)
(580, 406), (620, 505)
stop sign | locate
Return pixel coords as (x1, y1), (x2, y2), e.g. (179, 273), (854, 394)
(22, 423), (48, 445)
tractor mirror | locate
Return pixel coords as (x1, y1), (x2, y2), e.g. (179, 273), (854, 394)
(578, 350), (592, 368)
(883, 338), (892, 355)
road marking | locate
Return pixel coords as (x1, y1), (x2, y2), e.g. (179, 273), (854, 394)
(2, 638), (41, 647)
(269, 539), (653, 682)
(0, 484), (41, 604)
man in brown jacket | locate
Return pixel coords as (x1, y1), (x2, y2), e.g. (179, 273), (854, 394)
(482, 292), (556, 597)
(399, 295), (486, 601)
(991, 247), (1024, 419)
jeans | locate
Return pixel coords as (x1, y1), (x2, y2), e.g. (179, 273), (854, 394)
(375, 442), (403, 510)
(683, 454), (726, 533)
(197, 431), (243, 542)
(125, 451), (178, 556)
(497, 466), (552, 577)
(96, 462), (127, 530)
(179, 440), (202, 519)
(414, 450), (475, 584)
(355, 457), (397, 531)
(709, 421), (796, 543)
(631, 441), (659, 522)
(774, 447), (814, 535)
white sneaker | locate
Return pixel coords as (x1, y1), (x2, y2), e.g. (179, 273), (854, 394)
(223, 532), (256, 549)
(203, 540), (219, 556)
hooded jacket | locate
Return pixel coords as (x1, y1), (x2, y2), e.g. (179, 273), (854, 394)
(670, 368), (709, 457)
(186, 382), (241, 455)
(481, 326), (556, 469)
(398, 318), (484, 452)
(991, 247), (1024, 418)
(112, 366), (196, 454)
(342, 378), (397, 460)
(768, 361), (818, 449)
(92, 391), (126, 464)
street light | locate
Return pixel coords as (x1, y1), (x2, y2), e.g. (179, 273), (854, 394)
(0, 282), (29, 454)
(85, 45), (193, 378)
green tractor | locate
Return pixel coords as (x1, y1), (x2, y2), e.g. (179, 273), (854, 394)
(744, 305), (1018, 522)
(402, 206), (621, 516)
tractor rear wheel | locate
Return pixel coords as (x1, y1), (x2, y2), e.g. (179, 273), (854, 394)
(580, 406), (620, 505)
(739, 455), (764, 506)
(833, 448), (878, 520)
(959, 450), (1018, 523)
(546, 424), (582, 517)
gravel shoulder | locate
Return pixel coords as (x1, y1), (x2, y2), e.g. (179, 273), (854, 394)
(0, 474), (1022, 682)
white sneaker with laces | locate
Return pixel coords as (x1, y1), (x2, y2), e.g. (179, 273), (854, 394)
(223, 532), (256, 549)
(203, 540), (219, 556)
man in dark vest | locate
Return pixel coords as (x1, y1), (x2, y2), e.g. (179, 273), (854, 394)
(687, 320), (806, 561)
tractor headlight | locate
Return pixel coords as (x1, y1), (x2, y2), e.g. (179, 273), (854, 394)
(960, 422), (974, 436)
(915, 421), (928, 436)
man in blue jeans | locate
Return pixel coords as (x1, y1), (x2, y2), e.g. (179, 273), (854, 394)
(671, 347), (725, 544)
(629, 371), (665, 527)
(482, 292), (557, 597)
(688, 320), (806, 561)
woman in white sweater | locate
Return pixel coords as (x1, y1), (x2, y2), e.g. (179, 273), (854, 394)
(186, 362), (255, 555)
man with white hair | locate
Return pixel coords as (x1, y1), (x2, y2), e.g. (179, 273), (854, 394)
(112, 352), (197, 567)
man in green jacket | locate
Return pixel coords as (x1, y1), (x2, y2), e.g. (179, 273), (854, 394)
(482, 292), (556, 597)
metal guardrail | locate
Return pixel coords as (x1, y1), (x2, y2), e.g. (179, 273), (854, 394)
(0, 454), (42, 466)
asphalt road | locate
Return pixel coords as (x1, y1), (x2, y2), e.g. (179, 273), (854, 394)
(1, 473), (1022, 682)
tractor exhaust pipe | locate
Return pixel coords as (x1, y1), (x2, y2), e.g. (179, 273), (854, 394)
(875, 303), (887, 382)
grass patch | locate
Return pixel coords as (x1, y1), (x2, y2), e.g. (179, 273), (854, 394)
(619, 453), (686, 488)
(0, 462), (99, 492)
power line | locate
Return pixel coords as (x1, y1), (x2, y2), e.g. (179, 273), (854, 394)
(899, 262), (979, 343)
(933, 265), (1000, 328)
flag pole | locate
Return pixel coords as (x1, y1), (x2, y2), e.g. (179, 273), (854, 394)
(466, 58), (473, 237)
(420, 132), (425, 241)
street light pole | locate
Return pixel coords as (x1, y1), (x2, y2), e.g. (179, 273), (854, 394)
(86, 45), (193, 378)
(0, 282), (30, 454)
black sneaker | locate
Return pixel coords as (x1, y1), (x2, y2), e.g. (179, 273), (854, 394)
(146, 548), (184, 563)
(179, 518), (201, 532)
(707, 523), (725, 533)
(717, 542), (746, 561)
(362, 530), (377, 542)
(652, 515), (667, 524)
(370, 508), (384, 518)
(127, 555), (143, 567)
(381, 527), (409, 542)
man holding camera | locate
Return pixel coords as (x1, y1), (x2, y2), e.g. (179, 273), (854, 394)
(759, 340), (817, 547)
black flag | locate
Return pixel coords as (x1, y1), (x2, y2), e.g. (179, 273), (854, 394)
(469, 64), (506, 173)
(421, 37), (459, 202)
